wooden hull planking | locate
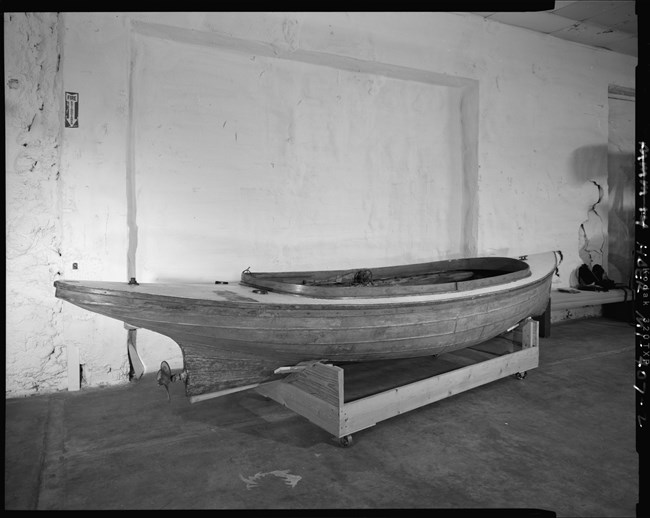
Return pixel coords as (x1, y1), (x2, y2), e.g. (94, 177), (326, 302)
(54, 252), (557, 397)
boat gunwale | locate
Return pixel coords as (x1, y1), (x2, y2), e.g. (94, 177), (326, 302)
(240, 256), (531, 298)
(53, 269), (555, 313)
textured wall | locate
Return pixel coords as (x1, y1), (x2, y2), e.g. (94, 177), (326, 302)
(456, 17), (635, 284)
(5, 13), (132, 397)
(55, 13), (132, 389)
(4, 12), (636, 398)
(607, 95), (635, 286)
(132, 29), (469, 279)
(5, 13), (66, 395)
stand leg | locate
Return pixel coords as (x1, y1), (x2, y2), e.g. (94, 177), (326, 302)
(126, 324), (145, 380)
(534, 299), (551, 338)
(257, 321), (540, 446)
(256, 362), (344, 438)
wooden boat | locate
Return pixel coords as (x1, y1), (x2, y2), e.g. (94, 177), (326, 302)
(53, 251), (559, 401)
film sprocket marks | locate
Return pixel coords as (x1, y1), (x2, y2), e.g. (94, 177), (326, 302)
(636, 141), (649, 445)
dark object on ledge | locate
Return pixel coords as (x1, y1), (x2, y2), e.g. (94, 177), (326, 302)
(577, 264), (617, 292)
(591, 264), (616, 290)
(577, 264), (598, 289)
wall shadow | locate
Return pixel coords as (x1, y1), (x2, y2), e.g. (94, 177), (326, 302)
(569, 145), (634, 286)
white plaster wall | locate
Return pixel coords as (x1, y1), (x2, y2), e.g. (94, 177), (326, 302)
(454, 15), (635, 283)
(5, 11), (636, 397)
(156, 10), (636, 282)
(5, 13), (132, 397)
(5, 13), (66, 395)
(607, 95), (635, 286)
(132, 32), (466, 279)
(54, 14), (133, 389)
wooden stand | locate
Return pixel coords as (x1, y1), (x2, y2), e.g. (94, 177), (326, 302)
(256, 318), (539, 447)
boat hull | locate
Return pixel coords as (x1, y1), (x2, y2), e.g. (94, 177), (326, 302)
(54, 252), (557, 397)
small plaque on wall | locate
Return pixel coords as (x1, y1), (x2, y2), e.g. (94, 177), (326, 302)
(65, 92), (79, 128)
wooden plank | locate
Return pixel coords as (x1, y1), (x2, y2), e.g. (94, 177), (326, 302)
(283, 362), (343, 408)
(255, 366), (343, 436)
(550, 288), (629, 310)
(253, 318), (539, 439)
(182, 346), (283, 396)
(522, 319), (538, 348)
(339, 328), (524, 403)
(340, 346), (538, 437)
(189, 383), (261, 403)
(446, 347), (502, 364)
(341, 356), (461, 402)
(469, 335), (515, 355)
(512, 318), (538, 349)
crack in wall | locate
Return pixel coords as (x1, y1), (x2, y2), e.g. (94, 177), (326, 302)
(579, 180), (606, 266)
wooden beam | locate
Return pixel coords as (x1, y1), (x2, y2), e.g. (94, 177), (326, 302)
(256, 363), (343, 436)
(340, 346), (538, 437)
(551, 288), (629, 310)
(513, 318), (538, 349)
(189, 383), (261, 403)
(274, 359), (331, 374)
(255, 319), (539, 442)
(521, 318), (539, 348)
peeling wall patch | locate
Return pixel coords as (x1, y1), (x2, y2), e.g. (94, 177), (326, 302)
(579, 180), (606, 267)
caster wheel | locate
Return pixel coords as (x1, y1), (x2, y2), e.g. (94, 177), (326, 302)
(515, 371), (527, 380)
(338, 435), (353, 448)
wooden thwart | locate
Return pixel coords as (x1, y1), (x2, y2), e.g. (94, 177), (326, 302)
(256, 318), (539, 444)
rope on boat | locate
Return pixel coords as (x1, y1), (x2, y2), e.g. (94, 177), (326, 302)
(352, 269), (373, 286)
(554, 250), (564, 276)
(304, 269), (376, 287)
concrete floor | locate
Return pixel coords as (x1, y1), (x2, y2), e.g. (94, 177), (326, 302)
(4, 317), (638, 514)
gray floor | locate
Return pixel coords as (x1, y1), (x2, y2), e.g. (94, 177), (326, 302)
(4, 317), (639, 514)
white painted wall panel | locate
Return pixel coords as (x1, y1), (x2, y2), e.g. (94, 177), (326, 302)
(607, 95), (635, 286)
(133, 33), (465, 282)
